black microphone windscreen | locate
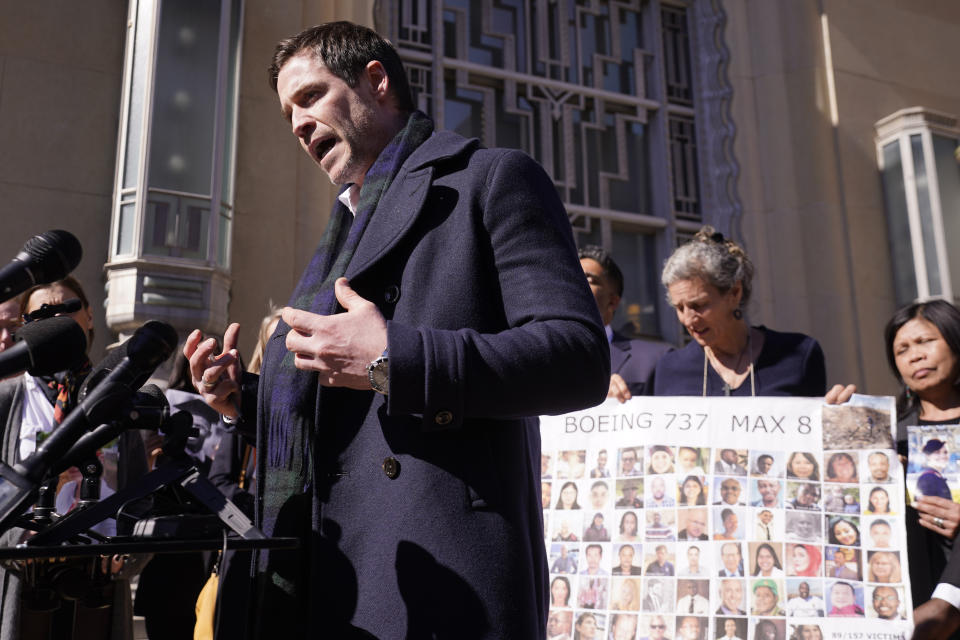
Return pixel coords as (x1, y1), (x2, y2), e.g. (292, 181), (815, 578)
(78, 320), (178, 400)
(17, 230), (83, 284)
(13, 316), (88, 376)
(78, 341), (126, 401)
(127, 321), (179, 370)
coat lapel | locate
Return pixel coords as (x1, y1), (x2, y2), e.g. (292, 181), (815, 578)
(345, 131), (479, 280)
(346, 166), (432, 280)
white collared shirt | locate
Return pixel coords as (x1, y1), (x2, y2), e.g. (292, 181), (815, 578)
(338, 184), (360, 216)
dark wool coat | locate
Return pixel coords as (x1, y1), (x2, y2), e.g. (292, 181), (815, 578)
(239, 131), (609, 639)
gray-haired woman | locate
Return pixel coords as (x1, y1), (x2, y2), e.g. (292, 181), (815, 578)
(651, 226), (826, 396)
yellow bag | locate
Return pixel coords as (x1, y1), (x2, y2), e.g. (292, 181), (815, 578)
(194, 568), (219, 640)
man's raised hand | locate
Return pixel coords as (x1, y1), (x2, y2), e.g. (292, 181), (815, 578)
(185, 323), (241, 417)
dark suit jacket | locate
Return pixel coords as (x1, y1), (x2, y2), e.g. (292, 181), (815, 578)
(609, 331), (671, 396)
(244, 131), (610, 639)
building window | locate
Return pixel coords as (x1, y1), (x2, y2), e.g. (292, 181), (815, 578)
(876, 107), (960, 306)
(381, 0), (707, 339)
(105, 0), (243, 335)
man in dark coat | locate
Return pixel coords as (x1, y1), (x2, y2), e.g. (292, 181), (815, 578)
(578, 245), (671, 399)
(185, 21), (609, 640)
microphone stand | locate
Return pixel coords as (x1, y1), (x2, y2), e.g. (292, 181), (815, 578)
(29, 411), (263, 546)
(77, 457), (102, 510)
(32, 475), (58, 526)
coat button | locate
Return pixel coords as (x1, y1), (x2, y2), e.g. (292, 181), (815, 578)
(382, 457), (400, 479)
(384, 285), (400, 304)
(434, 410), (453, 426)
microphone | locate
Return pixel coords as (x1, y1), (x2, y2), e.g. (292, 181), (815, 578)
(0, 321), (177, 532)
(78, 320), (178, 405)
(17, 320), (177, 483)
(0, 230), (83, 302)
(0, 316), (88, 378)
(53, 384), (169, 474)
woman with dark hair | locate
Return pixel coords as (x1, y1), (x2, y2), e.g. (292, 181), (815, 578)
(884, 299), (960, 615)
(791, 625), (823, 640)
(583, 512), (610, 541)
(786, 452), (820, 481)
(648, 445), (675, 474)
(556, 481), (581, 510)
(754, 619), (781, 640)
(680, 475), (707, 506)
(828, 517), (861, 546)
(714, 508), (739, 540)
(618, 511), (639, 542)
(651, 226), (827, 396)
(825, 452), (858, 483)
(753, 543), (785, 577)
(551, 575), (572, 607)
(866, 487), (893, 515)
(0, 277), (149, 638)
(917, 439), (952, 500)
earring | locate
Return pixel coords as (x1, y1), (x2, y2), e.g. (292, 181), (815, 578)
(733, 308), (743, 320)
(905, 387), (912, 400)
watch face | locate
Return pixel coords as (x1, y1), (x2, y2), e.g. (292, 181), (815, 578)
(369, 357), (389, 394)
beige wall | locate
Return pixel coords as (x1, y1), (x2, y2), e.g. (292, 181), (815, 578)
(0, 0), (127, 361)
(724, 0), (960, 396)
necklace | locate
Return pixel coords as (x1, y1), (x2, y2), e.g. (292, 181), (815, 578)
(702, 328), (755, 396)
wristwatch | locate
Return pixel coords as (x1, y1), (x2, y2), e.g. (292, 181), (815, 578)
(367, 350), (389, 395)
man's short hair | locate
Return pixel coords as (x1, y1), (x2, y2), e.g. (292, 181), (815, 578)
(269, 21), (415, 112)
(577, 245), (624, 297)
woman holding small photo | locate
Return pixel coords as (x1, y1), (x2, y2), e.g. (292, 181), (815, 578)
(883, 300), (960, 633)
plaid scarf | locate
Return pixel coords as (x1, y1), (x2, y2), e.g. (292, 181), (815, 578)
(256, 111), (434, 540)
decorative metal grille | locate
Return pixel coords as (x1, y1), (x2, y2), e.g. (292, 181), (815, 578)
(386, 0), (660, 222)
(378, 0), (737, 340)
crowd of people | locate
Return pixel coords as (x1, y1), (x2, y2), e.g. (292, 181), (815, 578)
(0, 18), (957, 640)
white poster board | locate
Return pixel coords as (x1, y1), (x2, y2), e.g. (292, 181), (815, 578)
(540, 396), (910, 640)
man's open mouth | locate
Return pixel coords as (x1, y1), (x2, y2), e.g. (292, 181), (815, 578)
(315, 137), (335, 161)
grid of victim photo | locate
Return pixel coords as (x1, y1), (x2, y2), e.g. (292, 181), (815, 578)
(541, 443), (906, 640)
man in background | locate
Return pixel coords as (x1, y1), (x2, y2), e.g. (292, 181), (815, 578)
(579, 245), (670, 400)
(590, 448), (610, 478)
(718, 544), (743, 578)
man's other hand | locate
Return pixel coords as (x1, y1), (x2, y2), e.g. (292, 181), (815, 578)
(283, 278), (387, 389)
(185, 323), (241, 417)
(607, 373), (631, 403)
